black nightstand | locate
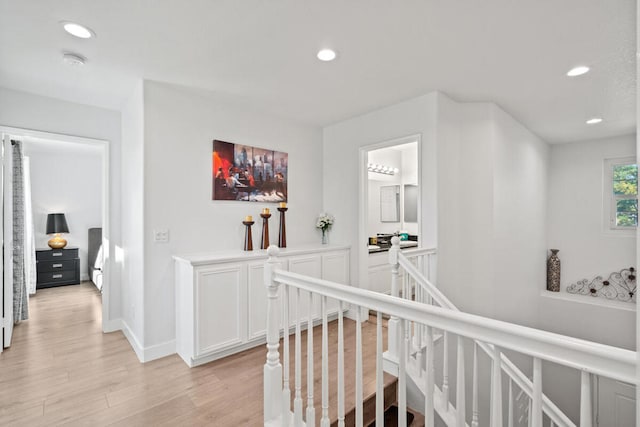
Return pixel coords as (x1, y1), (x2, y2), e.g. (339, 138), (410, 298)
(36, 247), (80, 289)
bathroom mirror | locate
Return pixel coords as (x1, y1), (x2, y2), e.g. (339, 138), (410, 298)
(404, 184), (418, 223)
(380, 185), (400, 222)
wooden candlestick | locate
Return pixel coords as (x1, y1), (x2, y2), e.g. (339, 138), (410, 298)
(277, 207), (288, 248)
(242, 221), (254, 251)
(260, 213), (271, 250)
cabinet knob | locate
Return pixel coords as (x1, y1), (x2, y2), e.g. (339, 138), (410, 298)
(52, 252), (63, 257)
(52, 274), (63, 279)
(52, 263), (63, 268)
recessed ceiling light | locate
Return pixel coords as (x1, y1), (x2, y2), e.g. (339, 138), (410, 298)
(61, 21), (95, 39)
(317, 49), (337, 62)
(566, 66), (590, 77)
(62, 52), (86, 66)
(586, 117), (603, 125)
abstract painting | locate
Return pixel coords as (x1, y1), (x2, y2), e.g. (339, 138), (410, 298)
(212, 140), (288, 202)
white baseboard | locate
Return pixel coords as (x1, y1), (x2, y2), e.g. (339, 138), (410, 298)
(121, 320), (145, 362)
(143, 339), (176, 362)
(102, 318), (122, 333)
(120, 320), (175, 363)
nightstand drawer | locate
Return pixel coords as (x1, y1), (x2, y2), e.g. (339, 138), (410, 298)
(37, 269), (77, 284)
(36, 248), (78, 261)
(35, 248), (80, 289)
(37, 259), (77, 273)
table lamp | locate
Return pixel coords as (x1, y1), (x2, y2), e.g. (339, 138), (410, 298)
(46, 213), (69, 249)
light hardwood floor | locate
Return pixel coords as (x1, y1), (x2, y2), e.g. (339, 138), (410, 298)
(0, 282), (398, 426)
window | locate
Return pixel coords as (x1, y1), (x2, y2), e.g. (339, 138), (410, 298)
(605, 157), (637, 229)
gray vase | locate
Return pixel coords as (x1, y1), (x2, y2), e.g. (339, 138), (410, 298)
(547, 249), (561, 292)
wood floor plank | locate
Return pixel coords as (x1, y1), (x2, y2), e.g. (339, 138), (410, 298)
(0, 282), (403, 426)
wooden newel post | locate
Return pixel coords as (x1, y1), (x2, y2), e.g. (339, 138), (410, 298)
(388, 236), (401, 361)
(263, 245), (282, 424)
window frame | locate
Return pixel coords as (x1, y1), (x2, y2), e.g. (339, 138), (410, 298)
(604, 157), (638, 231)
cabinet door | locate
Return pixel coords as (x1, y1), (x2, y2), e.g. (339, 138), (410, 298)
(321, 250), (350, 315)
(247, 260), (269, 340)
(287, 254), (322, 324)
(195, 263), (246, 356)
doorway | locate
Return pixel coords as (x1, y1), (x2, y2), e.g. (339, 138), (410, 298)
(0, 126), (110, 352)
(358, 134), (422, 293)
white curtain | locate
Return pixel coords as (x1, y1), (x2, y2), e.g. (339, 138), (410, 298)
(23, 157), (36, 295)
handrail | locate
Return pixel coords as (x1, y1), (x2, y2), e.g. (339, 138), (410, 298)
(397, 250), (575, 425)
(400, 246), (437, 257)
(393, 241), (611, 427)
(271, 268), (636, 384)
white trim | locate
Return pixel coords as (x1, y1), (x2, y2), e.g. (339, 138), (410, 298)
(143, 339), (176, 362)
(0, 125), (113, 332)
(102, 318), (123, 333)
(121, 320), (144, 362)
(540, 289), (636, 312)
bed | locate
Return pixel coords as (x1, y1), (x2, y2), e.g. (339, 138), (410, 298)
(88, 227), (103, 291)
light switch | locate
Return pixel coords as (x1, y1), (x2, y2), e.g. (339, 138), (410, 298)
(153, 229), (169, 243)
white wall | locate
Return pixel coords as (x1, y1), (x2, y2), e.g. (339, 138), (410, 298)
(437, 97), (550, 326)
(23, 140), (103, 281)
(491, 105), (550, 326)
(0, 87), (122, 325)
(436, 97), (496, 316)
(120, 81), (146, 351)
(323, 92), (438, 290)
(547, 134), (636, 289)
(141, 81), (324, 350)
(540, 134), (636, 423)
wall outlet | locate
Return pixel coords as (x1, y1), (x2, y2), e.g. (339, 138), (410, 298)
(153, 229), (169, 243)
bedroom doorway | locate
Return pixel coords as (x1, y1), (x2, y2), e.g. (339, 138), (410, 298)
(0, 127), (110, 351)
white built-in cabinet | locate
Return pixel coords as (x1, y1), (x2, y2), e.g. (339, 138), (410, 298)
(174, 245), (350, 367)
(368, 251), (392, 294)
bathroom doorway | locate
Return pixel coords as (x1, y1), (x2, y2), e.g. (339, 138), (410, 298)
(358, 134), (421, 293)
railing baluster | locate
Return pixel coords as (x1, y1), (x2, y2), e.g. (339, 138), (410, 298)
(264, 249), (282, 425)
(528, 399), (532, 427)
(507, 379), (513, 427)
(443, 332), (450, 409)
(424, 325), (434, 427)
(398, 318), (407, 427)
(471, 342), (479, 427)
(376, 311), (384, 427)
(580, 371), (592, 427)
(337, 301), (345, 427)
(283, 285), (291, 427)
(456, 336), (466, 427)
(490, 346), (502, 427)
(388, 241), (400, 360)
(320, 296), (329, 427)
(415, 304), (423, 378)
(294, 289), (303, 426)
(306, 292), (315, 427)
(531, 358), (542, 427)
(355, 306), (363, 427)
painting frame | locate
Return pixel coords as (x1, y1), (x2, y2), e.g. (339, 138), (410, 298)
(212, 139), (288, 202)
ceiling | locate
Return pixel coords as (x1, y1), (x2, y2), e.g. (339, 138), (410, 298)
(0, 1), (635, 143)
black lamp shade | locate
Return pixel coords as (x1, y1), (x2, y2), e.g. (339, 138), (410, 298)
(46, 213), (69, 234)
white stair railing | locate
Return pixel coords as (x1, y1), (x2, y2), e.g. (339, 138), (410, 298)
(393, 239), (580, 427)
(263, 246), (636, 427)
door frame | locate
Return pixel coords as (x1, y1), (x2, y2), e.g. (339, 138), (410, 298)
(357, 134), (422, 293)
(0, 126), (112, 333)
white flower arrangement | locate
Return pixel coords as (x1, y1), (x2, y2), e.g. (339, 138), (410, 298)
(316, 212), (335, 232)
